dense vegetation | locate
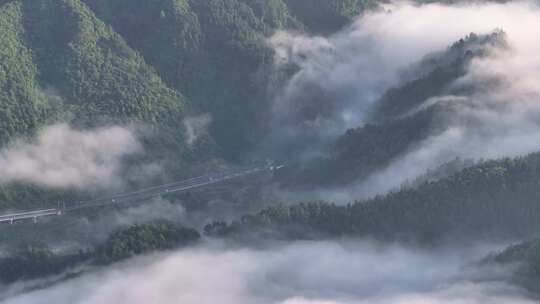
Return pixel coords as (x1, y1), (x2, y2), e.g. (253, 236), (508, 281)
(83, 0), (268, 157)
(485, 239), (540, 293)
(208, 152), (540, 243)
(0, 222), (200, 283)
(0, 2), (49, 146)
(372, 31), (507, 120)
(2, 1), (539, 298)
(0, 0), (375, 156)
(0, 245), (90, 284)
(0, 1), (511, 207)
(0, 0), (391, 214)
(79, 0), (374, 158)
(0, 0), (196, 209)
(0, 0), (189, 140)
(282, 0), (374, 33)
(96, 222), (200, 262)
(0, 0), (374, 210)
(277, 107), (438, 187)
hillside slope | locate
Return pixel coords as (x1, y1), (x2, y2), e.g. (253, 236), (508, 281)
(210, 152), (540, 243)
(485, 238), (540, 294)
(0, 0), (188, 133)
(0, 0), (375, 209)
(0, 2), (50, 145)
(0, 0), (371, 160)
(277, 31), (508, 188)
(0, 0), (195, 210)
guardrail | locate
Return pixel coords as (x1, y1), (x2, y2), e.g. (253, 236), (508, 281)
(0, 209), (61, 224)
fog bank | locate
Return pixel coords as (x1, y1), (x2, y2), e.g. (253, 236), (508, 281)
(1, 240), (533, 304)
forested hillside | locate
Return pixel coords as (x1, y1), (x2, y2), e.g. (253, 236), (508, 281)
(0, 0), (375, 210)
(485, 238), (540, 293)
(209, 152), (540, 243)
(83, 0), (275, 157)
(1, 0), (187, 140)
(0, 1), (517, 211)
(277, 31), (507, 188)
(372, 31), (507, 120)
(0, 221), (200, 283)
(282, 0), (375, 33)
(0, 0), (372, 160)
(2, 2), (540, 302)
(6, 0), (497, 194)
(277, 107), (438, 187)
(0, 1), (50, 146)
(0, 0), (190, 209)
(81, 0), (375, 157)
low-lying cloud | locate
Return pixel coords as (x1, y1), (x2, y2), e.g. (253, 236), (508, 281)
(355, 0), (540, 197)
(1, 240), (533, 304)
(267, 1), (540, 199)
(0, 124), (141, 190)
(47, 197), (189, 246)
(183, 114), (212, 146)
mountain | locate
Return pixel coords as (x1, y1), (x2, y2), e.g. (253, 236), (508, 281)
(277, 31), (508, 188)
(83, 0), (278, 157)
(0, 0), (371, 161)
(0, 0), (376, 210)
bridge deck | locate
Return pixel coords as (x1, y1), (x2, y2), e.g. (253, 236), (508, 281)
(0, 165), (282, 225)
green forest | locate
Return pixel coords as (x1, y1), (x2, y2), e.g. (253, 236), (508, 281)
(485, 238), (540, 293)
(0, 0), (373, 158)
(0, 221), (200, 283)
(210, 152), (540, 243)
(1, 0), (540, 301)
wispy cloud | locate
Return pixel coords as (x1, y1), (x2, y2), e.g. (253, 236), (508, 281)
(0, 124), (141, 190)
(1, 241), (533, 304)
